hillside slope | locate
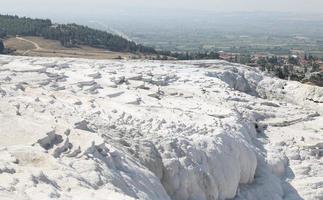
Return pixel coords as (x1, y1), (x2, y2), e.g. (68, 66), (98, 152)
(0, 56), (322, 200)
(4, 36), (140, 59)
(0, 14), (156, 54)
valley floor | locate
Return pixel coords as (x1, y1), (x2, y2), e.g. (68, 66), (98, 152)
(0, 56), (322, 200)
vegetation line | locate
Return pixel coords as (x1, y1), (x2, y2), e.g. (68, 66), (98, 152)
(0, 14), (156, 54)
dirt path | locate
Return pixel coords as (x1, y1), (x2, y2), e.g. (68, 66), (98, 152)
(16, 37), (42, 54)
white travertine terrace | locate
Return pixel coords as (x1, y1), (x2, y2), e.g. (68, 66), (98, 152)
(0, 56), (322, 200)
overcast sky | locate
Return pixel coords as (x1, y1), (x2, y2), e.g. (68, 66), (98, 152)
(1, 0), (323, 24)
(1, 0), (323, 36)
(2, 0), (323, 14)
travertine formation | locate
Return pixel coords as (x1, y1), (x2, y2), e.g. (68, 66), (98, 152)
(0, 56), (322, 200)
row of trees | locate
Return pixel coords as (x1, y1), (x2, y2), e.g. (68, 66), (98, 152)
(0, 15), (51, 37)
(42, 24), (156, 53)
(257, 55), (321, 81)
(0, 14), (156, 53)
(156, 51), (220, 60)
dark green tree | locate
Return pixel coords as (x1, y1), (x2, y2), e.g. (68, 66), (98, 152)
(288, 56), (299, 65)
(0, 40), (4, 54)
(311, 63), (320, 72)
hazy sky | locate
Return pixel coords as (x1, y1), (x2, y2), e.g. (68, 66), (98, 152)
(1, 0), (323, 37)
(2, 0), (323, 15)
(1, 0), (323, 27)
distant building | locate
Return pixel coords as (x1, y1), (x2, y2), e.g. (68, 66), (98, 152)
(319, 61), (323, 72)
(290, 50), (305, 59)
(218, 51), (240, 62)
(253, 53), (274, 59)
(50, 23), (59, 28)
(248, 63), (258, 67)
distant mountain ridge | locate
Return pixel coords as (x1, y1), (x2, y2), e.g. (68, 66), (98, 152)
(0, 14), (156, 53)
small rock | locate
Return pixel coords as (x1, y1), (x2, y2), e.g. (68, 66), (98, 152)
(74, 120), (96, 133)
